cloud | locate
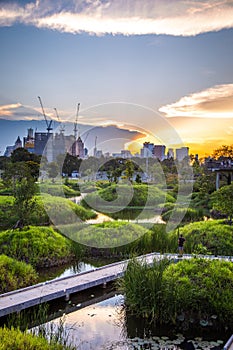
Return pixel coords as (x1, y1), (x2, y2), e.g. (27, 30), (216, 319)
(0, 0), (233, 36)
(159, 84), (233, 118)
(0, 102), (43, 120)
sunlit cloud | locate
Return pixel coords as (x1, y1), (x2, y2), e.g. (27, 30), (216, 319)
(0, 0), (233, 36)
(0, 102), (43, 120)
(0, 103), (22, 117)
(159, 84), (233, 118)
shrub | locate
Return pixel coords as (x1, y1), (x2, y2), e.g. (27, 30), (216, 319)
(66, 221), (148, 249)
(0, 226), (74, 268)
(0, 255), (38, 293)
(168, 220), (233, 256)
(0, 327), (74, 350)
(39, 183), (80, 197)
(121, 257), (233, 329)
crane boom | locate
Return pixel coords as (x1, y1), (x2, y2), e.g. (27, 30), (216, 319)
(38, 96), (53, 133)
(54, 108), (65, 133)
(74, 102), (80, 140)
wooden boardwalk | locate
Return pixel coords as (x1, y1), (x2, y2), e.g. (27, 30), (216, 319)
(0, 253), (232, 318)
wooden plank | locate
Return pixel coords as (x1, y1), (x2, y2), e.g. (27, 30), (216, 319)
(0, 253), (232, 318)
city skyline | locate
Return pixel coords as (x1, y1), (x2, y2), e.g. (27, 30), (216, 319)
(0, 0), (233, 157)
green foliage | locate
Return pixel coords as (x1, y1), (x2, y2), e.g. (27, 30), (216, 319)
(66, 221), (148, 249)
(0, 226), (73, 268)
(0, 196), (16, 229)
(81, 184), (172, 217)
(0, 326), (75, 350)
(162, 207), (203, 224)
(211, 184), (233, 221)
(36, 194), (96, 225)
(168, 220), (233, 256)
(13, 177), (37, 225)
(119, 258), (170, 320)
(0, 193), (96, 229)
(163, 259), (233, 326)
(121, 258), (233, 329)
(0, 255), (38, 293)
(39, 183), (80, 197)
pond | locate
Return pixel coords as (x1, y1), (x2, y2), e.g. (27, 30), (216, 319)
(39, 294), (229, 350)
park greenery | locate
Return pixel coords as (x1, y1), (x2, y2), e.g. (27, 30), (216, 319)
(0, 144), (232, 341)
(120, 257), (233, 329)
(0, 254), (38, 293)
(0, 326), (76, 350)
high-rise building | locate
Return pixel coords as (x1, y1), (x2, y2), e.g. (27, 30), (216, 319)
(23, 128), (35, 153)
(71, 136), (85, 159)
(153, 145), (166, 161)
(176, 147), (189, 161)
(140, 142), (154, 158)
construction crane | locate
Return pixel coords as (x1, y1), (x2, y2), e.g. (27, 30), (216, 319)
(74, 102), (80, 140)
(38, 96), (53, 133)
(83, 132), (89, 143)
(94, 136), (97, 157)
(54, 108), (65, 133)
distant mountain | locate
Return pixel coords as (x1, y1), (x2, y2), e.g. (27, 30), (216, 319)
(0, 119), (144, 156)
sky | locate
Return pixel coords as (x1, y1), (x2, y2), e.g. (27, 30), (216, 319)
(0, 0), (233, 157)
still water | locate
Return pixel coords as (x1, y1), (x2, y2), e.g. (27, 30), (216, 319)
(41, 294), (228, 350)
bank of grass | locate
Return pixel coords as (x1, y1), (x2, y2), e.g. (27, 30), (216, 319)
(0, 194), (97, 228)
(120, 257), (233, 330)
(34, 194), (97, 225)
(81, 184), (175, 219)
(0, 226), (75, 268)
(0, 254), (38, 293)
(60, 222), (168, 257)
(0, 327), (75, 350)
(39, 183), (80, 197)
(161, 206), (204, 224)
(168, 220), (233, 256)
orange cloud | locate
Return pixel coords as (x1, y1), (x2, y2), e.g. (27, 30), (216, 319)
(159, 84), (233, 118)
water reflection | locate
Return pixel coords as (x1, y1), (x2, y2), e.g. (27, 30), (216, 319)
(44, 295), (227, 350)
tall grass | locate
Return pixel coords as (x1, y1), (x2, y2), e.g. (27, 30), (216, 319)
(119, 257), (233, 329)
(0, 254), (38, 293)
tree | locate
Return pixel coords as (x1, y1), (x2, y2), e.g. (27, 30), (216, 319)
(211, 183), (233, 223)
(13, 177), (37, 226)
(47, 161), (59, 181)
(125, 160), (134, 183)
(212, 145), (233, 159)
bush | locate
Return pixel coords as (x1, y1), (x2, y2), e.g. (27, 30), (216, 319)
(162, 207), (203, 223)
(39, 183), (80, 197)
(66, 221), (148, 249)
(32, 194), (97, 226)
(0, 327), (74, 350)
(168, 220), (233, 256)
(121, 257), (233, 329)
(0, 226), (74, 268)
(0, 255), (38, 293)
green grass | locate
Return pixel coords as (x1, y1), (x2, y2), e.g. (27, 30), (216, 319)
(63, 221), (148, 249)
(0, 327), (75, 350)
(120, 257), (233, 329)
(0, 226), (74, 268)
(0, 193), (97, 229)
(168, 220), (233, 256)
(0, 255), (38, 293)
(39, 183), (80, 197)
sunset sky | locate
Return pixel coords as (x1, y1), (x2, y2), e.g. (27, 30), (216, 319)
(0, 0), (233, 157)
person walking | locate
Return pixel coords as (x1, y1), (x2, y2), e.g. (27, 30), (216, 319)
(178, 234), (186, 257)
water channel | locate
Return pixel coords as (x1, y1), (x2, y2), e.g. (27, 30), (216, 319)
(34, 196), (231, 349)
(38, 292), (230, 350)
